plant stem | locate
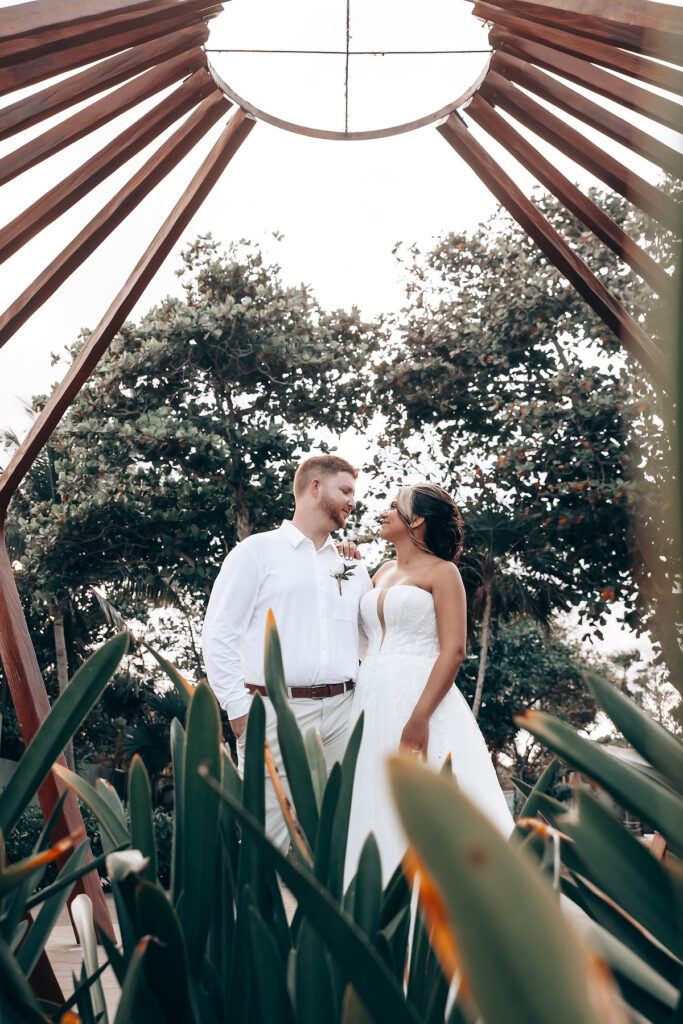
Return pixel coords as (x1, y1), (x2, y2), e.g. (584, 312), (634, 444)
(472, 581), (492, 719)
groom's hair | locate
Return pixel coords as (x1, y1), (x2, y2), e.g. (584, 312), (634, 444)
(293, 455), (358, 497)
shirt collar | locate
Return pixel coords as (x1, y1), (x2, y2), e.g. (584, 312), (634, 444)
(279, 520), (337, 552)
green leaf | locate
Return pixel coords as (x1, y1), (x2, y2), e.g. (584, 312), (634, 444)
(0, 933), (46, 1024)
(26, 847), (114, 911)
(328, 714), (363, 900)
(169, 717), (185, 904)
(96, 776), (127, 829)
(584, 670), (683, 795)
(179, 680), (222, 976)
(314, 764), (341, 886)
(352, 834), (382, 939)
(587, 923), (679, 1012)
(129, 755), (157, 885)
(206, 773), (421, 1024)
(136, 881), (189, 1024)
(2, 790), (67, 942)
(263, 613), (319, 845)
(341, 984), (375, 1023)
(16, 841), (90, 978)
(571, 876), (682, 988)
(113, 936), (164, 1024)
(516, 710), (683, 856)
(142, 641), (194, 708)
(515, 757), (560, 822)
(561, 789), (683, 958)
(304, 728), (327, 812)
(239, 695), (266, 903)
(246, 897), (296, 1024)
(0, 632), (129, 834)
(389, 757), (606, 1024)
(296, 920), (336, 1024)
(52, 764), (130, 847)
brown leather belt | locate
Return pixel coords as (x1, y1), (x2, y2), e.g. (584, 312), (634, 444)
(246, 680), (354, 700)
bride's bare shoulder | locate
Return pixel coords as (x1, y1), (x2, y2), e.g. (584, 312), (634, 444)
(431, 559), (465, 592)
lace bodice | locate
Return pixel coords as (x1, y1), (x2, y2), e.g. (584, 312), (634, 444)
(360, 585), (440, 659)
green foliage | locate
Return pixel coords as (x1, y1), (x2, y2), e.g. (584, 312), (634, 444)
(457, 619), (599, 760)
(1, 606), (681, 1024)
(0, 634), (130, 1023)
(10, 236), (379, 620)
(373, 189), (679, 642)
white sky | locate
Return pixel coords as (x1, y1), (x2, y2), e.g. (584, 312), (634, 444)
(0, 0), (681, 656)
(1, 0), (680, 435)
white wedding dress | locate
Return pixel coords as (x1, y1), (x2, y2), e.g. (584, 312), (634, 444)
(345, 585), (515, 888)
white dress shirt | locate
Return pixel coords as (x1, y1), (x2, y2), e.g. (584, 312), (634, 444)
(202, 520), (373, 719)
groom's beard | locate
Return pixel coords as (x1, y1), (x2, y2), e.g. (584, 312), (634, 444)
(320, 493), (348, 530)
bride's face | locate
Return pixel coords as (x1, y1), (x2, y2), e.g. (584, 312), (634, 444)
(379, 495), (408, 542)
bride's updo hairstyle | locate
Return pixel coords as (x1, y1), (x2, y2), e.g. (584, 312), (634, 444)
(396, 483), (464, 563)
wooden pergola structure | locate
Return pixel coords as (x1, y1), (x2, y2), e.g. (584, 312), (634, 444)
(0, 0), (681, 955)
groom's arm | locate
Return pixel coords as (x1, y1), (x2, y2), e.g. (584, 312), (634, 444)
(202, 542), (260, 734)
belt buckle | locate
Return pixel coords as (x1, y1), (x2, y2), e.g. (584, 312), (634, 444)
(311, 685), (330, 699)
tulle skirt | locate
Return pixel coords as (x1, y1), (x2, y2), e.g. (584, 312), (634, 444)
(344, 652), (515, 888)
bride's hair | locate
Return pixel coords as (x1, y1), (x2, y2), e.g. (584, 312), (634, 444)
(396, 483), (464, 563)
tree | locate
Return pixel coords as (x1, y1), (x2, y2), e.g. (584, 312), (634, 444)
(372, 189), (678, 642)
(456, 618), (600, 776)
(10, 236), (380, 622)
(459, 507), (567, 718)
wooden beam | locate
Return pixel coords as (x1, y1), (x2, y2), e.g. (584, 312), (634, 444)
(0, 106), (254, 517)
(0, 90), (231, 349)
(490, 28), (683, 135)
(466, 93), (672, 297)
(0, 530), (116, 943)
(0, 106), (252, 949)
(0, 5), (221, 97)
(478, 70), (680, 228)
(474, 1), (683, 93)
(491, 50), (683, 179)
(437, 113), (665, 380)
(0, 24), (210, 143)
(0, 49), (206, 185)
(466, 0), (683, 62)
(0, 0), (216, 41)
(0, 1), (221, 64)
(0, 70), (219, 262)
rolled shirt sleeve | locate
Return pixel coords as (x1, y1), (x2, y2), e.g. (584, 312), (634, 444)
(202, 541), (260, 720)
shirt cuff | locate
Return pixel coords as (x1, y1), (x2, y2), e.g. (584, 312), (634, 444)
(226, 691), (252, 720)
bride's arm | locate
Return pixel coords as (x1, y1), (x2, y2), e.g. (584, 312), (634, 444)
(399, 563), (467, 758)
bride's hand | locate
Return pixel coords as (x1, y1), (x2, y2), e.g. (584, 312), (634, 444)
(336, 540), (361, 560)
(400, 714), (429, 760)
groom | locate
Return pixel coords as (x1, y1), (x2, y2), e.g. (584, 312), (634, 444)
(202, 455), (372, 850)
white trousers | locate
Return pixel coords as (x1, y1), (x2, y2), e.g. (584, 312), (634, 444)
(237, 689), (353, 852)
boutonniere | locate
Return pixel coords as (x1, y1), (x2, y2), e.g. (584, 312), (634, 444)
(329, 559), (356, 596)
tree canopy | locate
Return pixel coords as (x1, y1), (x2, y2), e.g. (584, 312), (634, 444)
(371, 189), (678, 644)
(9, 237), (379, 614)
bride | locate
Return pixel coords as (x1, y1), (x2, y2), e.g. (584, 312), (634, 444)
(344, 482), (515, 888)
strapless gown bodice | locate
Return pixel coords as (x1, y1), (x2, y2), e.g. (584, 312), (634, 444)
(361, 585), (439, 659)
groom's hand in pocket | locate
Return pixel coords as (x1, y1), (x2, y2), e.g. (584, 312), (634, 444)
(230, 714), (248, 740)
